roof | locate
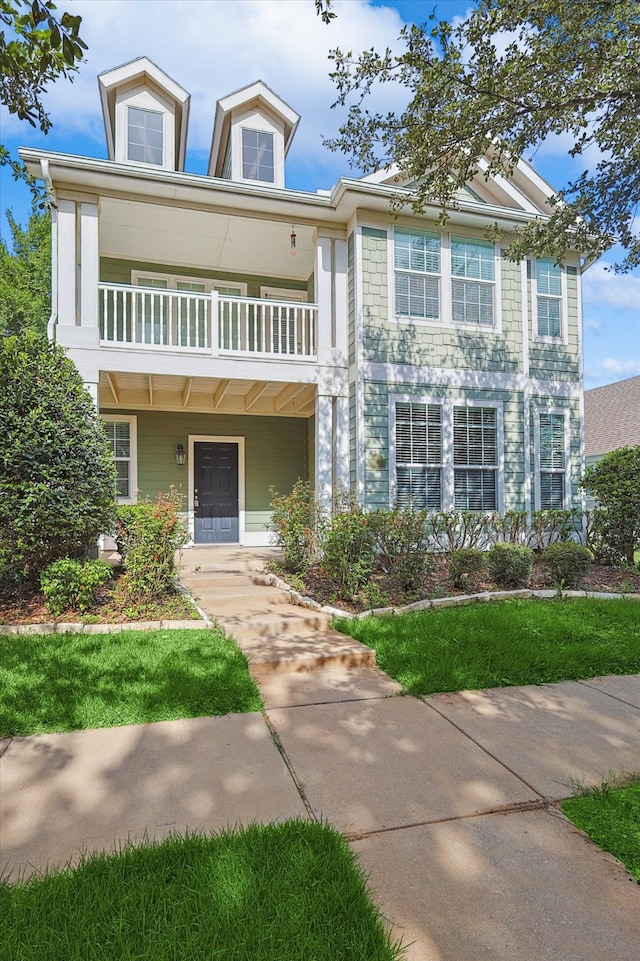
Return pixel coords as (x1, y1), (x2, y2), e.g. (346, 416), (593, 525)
(584, 374), (640, 457)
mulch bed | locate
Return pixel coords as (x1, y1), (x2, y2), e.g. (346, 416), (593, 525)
(0, 571), (199, 626)
(299, 555), (640, 614)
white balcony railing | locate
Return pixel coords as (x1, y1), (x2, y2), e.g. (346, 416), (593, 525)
(98, 283), (318, 360)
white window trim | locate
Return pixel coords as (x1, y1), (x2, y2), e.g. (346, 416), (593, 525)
(260, 286), (307, 302)
(102, 414), (138, 504)
(532, 257), (568, 345)
(115, 84), (175, 170)
(533, 407), (571, 510)
(131, 270), (248, 296)
(388, 228), (502, 333)
(389, 394), (504, 512)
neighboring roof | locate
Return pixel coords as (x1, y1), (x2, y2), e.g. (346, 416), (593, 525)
(584, 375), (640, 457)
(98, 56), (191, 170)
(208, 80), (300, 178)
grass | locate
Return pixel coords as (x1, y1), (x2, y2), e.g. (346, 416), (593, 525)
(0, 628), (263, 737)
(562, 775), (640, 883)
(0, 821), (402, 961)
(335, 597), (640, 696)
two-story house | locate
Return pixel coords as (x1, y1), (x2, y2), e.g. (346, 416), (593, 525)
(21, 57), (585, 546)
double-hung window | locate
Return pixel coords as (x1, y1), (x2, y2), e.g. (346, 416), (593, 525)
(536, 258), (562, 338)
(103, 416), (137, 502)
(242, 129), (275, 183)
(394, 228), (440, 320)
(453, 406), (498, 510)
(127, 106), (163, 165)
(538, 412), (566, 509)
(395, 402), (442, 509)
(451, 237), (495, 326)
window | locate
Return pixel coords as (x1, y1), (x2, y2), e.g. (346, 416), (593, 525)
(242, 128), (274, 182)
(103, 416), (136, 502)
(538, 412), (566, 509)
(395, 402), (442, 509)
(453, 406), (497, 510)
(127, 106), (163, 165)
(451, 237), (494, 326)
(394, 228), (440, 320)
(536, 258), (562, 338)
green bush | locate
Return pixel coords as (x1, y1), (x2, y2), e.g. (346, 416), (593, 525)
(269, 480), (316, 573)
(582, 446), (640, 565)
(486, 542), (533, 588)
(115, 490), (188, 599)
(319, 497), (374, 600)
(540, 541), (592, 587)
(0, 332), (116, 583)
(40, 558), (113, 615)
(448, 548), (485, 590)
(430, 510), (488, 551)
(367, 506), (432, 590)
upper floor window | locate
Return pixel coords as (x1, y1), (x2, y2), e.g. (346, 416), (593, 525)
(451, 237), (495, 327)
(242, 128), (275, 183)
(536, 258), (562, 338)
(538, 411), (566, 509)
(394, 228), (440, 320)
(127, 106), (163, 165)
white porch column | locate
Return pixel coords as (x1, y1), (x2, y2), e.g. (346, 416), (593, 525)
(80, 202), (99, 331)
(334, 393), (350, 492)
(333, 239), (348, 352)
(315, 392), (333, 508)
(56, 199), (76, 327)
(315, 236), (332, 360)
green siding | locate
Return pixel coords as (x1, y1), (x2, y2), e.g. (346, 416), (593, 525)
(360, 225), (524, 373)
(361, 380), (526, 512)
(349, 380), (357, 490)
(101, 408), (308, 531)
(100, 258), (311, 301)
(528, 264), (581, 382)
(347, 232), (356, 366)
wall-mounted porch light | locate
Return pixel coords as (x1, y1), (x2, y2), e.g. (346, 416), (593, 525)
(175, 443), (186, 466)
(290, 225), (297, 255)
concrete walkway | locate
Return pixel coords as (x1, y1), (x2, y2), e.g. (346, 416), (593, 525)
(2, 551), (640, 959)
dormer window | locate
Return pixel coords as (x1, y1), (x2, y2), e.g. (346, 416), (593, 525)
(127, 106), (163, 165)
(242, 128), (274, 183)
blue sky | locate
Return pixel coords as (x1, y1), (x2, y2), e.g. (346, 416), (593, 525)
(1, 0), (638, 388)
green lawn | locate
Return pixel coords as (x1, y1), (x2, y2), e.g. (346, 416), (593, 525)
(0, 628), (262, 736)
(562, 777), (640, 883)
(0, 821), (402, 961)
(336, 598), (640, 696)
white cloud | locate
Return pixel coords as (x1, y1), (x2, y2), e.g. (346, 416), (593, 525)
(584, 318), (603, 336)
(581, 261), (640, 310)
(3, 0), (411, 184)
(602, 357), (640, 377)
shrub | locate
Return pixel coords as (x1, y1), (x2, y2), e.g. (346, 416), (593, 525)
(0, 332), (116, 583)
(115, 489), (188, 599)
(319, 497), (374, 600)
(269, 480), (316, 573)
(526, 509), (581, 551)
(582, 446), (640, 565)
(40, 558), (113, 615)
(367, 506), (432, 590)
(540, 541), (592, 587)
(486, 542), (533, 588)
(430, 510), (488, 551)
(448, 548), (485, 590)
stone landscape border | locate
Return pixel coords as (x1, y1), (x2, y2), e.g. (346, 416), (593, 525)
(266, 573), (640, 621)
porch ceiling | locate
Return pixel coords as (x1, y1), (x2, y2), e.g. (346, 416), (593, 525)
(99, 371), (316, 417)
(99, 198), (316, 280)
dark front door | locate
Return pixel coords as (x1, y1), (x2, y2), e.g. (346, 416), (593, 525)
(194, 442), (239, 543)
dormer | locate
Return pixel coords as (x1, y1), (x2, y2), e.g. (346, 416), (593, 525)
(208, 81), (299, 188)
(98, 57), (190, 172)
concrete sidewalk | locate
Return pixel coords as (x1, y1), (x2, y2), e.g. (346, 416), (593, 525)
(2, 668), (640, 960)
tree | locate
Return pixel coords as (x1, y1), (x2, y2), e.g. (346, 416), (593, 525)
(0, 208), (50, 336)
(582, 446), (640, 565)
(327, 0), (640, 271)
(1, 0), (86, 195)
(0, 332), (116, 582)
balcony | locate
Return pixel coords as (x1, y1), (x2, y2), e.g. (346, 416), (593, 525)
(98, 283), (318, 360)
